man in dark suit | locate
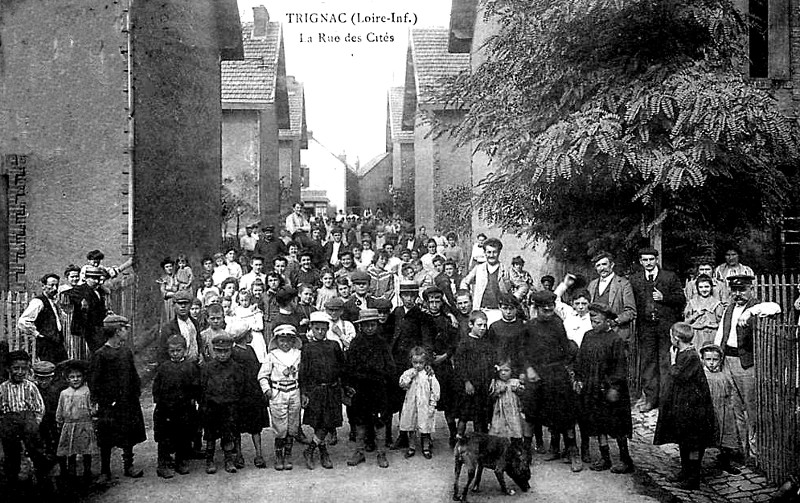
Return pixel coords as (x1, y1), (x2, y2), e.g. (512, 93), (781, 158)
(586, 251), (637, 342)
(323, 227), (346, 269)
(254, 225), (288, 268)
(159, 290), (202, 363)
(435, 259), (462, 308)
(67, 266), (109, 353)
(630, 248), (685, 412)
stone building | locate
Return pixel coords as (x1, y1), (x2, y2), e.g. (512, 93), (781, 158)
(279, 76), (308, 208)
(387, 87), (415, 189)
(357, 153), (393, 215)
(0, 0), (243, 331)
(222, 6), (289, 229)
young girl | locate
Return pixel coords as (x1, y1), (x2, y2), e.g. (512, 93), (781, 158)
(699, 344), (744, 475)
(230, 324), (268, 471)
(509, 256), (534, 303)
(398, 346), (440, 459)
(315, 271), (338, 311)
(197, 273), (220, 307)
(488, 360), (524, 441)
(234, 290), (267, 363)
(159, 257), (179, 324)
(175, 253), (194, 292)
(359, 239), (375, 269)
(56, 360), (98, 481)
(212, 252), (230, 287)
(454, 310), (495, 438)
(220, 277), (240, 308)
(684, 274), (725, 350)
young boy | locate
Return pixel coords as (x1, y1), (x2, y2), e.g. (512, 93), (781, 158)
(324, 297), (356, 351)
(90, 315), (147, 482)
(345, 309), (395, 468)
(32, 361), (63, 475)
(454, 310), (495, 438)
(230, 324), (268, 471)
(200, 334), (246, 474)
(299, 312), (347, 469)
(0, 351), (48, 488)
(654, 322), (716, 489)
(152, 335), (200, 478)
(200, 304), (228, 363)
(259, 325), (302, 471)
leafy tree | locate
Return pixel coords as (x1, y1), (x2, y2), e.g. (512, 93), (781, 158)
(436, 183), (473, 244)
(390, 176), (415, 223)
(435, 0), (800, 266)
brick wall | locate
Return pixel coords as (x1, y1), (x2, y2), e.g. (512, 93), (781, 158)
(0, 0), (131, 291)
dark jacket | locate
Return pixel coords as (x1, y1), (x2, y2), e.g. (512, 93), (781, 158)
(718, 298), (759, 369)
(159, 316), (202, 363)
(67, 284), (108, 352)
(630, 268), (685, 326)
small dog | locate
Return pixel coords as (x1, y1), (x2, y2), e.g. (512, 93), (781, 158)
(453, 433), (531, 502)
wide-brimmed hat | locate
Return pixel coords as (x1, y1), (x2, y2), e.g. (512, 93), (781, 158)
(32, 361), (56, 377)
(398, 280), (419, 294)
(309, 311), (332, 324)
(353, 308), (380, 324)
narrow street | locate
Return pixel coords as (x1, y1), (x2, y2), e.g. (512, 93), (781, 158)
(83, 388), (666, 503)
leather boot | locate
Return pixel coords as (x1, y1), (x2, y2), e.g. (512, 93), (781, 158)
(544, 433), (561, 461)
(303, 442), (317, 470)
(318, 443), (333, 469)
(274, 438), (285, 471)
(591, 445), (612, 471)
(283, 436), (294, 470)
(389, 431), (409, 450)
(122, 448), (144, 478)
(569, 444), (583, 472)
(223, 449), (237, 473)
(205, 446), (217, 474)
(157, 457), (174, 479)
(611, 438), (634, 474)
(718, 448), (740, 475)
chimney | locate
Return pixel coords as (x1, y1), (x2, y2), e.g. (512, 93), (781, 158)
(253, 6), (269, 38)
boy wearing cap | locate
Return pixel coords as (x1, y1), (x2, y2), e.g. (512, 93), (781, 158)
(230, 324), (269, 471)
(342, 270), (377, 323)
(33, 360), (65, 471)
(258, 325), (301, 471)
(199, 304), (228, 363)
(67, 266), (109, 353)
(152, 335), (201, 478)
(345, 309), (395, 468)
(299, 312), (346, 469)
(324, 297), (356, 351)
(200, 334), (246, 474)
(0, 351), (49, 488)
(90, 315), (147, 482)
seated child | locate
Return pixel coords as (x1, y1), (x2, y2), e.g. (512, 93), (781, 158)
(258, 325), (302, 471)
(654, 322), (716, 489)
(398, 346), (440, 459)
(152, 335), (200, 479)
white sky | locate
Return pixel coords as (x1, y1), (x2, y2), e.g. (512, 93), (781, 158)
(237, 0), (452, 167)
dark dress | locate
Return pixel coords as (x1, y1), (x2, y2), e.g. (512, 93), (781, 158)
(654, 348), (716, 448)
(299, 339), (345, 430)
(152, 358), (200, 447)
(428, 312), (460, 414)
(37, 379), (66, 456)
(575, 328), (632, 438)
(89, 344), (147, 448)
(345, 332), (395, 427)
(200, 358), (246, 441)
(232, 344), (269, 433)
(521, 316), (577, 431)
(487, 318), (526, 373)
(453, 335), (496, 423)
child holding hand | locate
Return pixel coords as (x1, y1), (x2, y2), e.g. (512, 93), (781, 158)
(488, 360), (524, 441)
(398, 346), (440, 459)
(654, 322), (716, 489)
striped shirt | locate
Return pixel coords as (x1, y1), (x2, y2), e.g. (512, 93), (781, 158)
(0, 379), (45, 422)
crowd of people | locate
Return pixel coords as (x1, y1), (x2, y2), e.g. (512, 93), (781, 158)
(0, 203), (786, 497)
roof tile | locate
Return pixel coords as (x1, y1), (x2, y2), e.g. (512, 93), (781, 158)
(222, 21), (281, 104)
(410, 28), (470, 104)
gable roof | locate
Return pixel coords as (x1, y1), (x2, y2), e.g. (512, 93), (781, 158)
(358, 152), (391, 177)
(409, 27), (470, 105)
(279, 76), (307, 147)
(222, 21), (282, 104)
(388, 87), (414, 143)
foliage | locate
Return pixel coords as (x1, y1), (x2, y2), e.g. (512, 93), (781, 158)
(221, 171), (258, 235)
(434, 0), (800, 265)
(390, 176), (415, 223)
(435, 183), (473, 243)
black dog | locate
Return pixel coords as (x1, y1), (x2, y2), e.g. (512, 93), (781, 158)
(453, 433), (531, 502)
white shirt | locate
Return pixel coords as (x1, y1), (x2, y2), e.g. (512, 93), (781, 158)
(240, 234), (258, 252)
(598, 273), (614, 296)
(330, 241), (343, 266)
(239, 271), (266, 292)
(715, 304), (747, 348)
(645, 267), (659, 282)
(327, 319), (356, 350)
(18, 296), (62, 336)
(176, 317), (199, 359)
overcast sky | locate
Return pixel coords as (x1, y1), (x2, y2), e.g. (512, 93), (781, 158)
(236, 0), (452, 166)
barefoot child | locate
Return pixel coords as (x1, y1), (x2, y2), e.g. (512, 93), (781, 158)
(398, 346), (440, 459)
(56, 359), (98, 482)
(299, 312), (346, 469)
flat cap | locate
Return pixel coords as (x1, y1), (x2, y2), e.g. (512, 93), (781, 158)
(350, 270), (370, 284)
(638, 247), (659, 257)
(588, 302), (618, 320)
(727, 275), (755, 290)
(32, 361), (55, 376)
(373, 298), (392, 312)
(173, 290), (193, 303)
(275, 287), (298, 304)
(324, 297), (345, 310)
(531, 290), (557, 307)
(103, 313), (130, 327)
(354, 308), (380, 324)
(211, 334), (233, 349)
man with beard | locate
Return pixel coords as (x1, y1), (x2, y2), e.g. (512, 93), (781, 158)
(586, 251), (636, 343)
(18, 273), (68, 364)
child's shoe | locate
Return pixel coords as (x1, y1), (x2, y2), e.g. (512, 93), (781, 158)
(421, 436), (433, 460)
(346, 449), (366, 466)
(174, 460), (190, 475)
(205, 461), (217, 474)
(253, 456), (267, 469)
(376, 451), (389, 468)
(318, 444), (333, 469)
(224, 458), (237, 473)
(303, 443), (317, 470)
(274, 439), (285, 471)
(157, 459), (174, 479)
(283, 437), (295, 470)
(234, 452), (245, 469)
(404, 447), (416, 459)
(590, 445), (612, 471)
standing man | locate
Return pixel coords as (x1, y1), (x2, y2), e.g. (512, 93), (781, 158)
(239, 224), (259, 269)
(285, 201), (311, 236)
(240, 256), (267, 292)
(67, 266), (109, 353)
(630, 248), (685, 413)
(713, 275), (780, 462)
(324, 227), (346, 269)
(160, 290), (202, 363)
(460, 238), (512, 325)
(586, 251), (637, 342)
(18, 273), (68, 364)
(254, 225), (287, 268)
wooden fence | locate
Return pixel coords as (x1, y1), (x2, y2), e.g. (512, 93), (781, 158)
(0, 274), (137, 362)
(753, 273), (800, 484)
